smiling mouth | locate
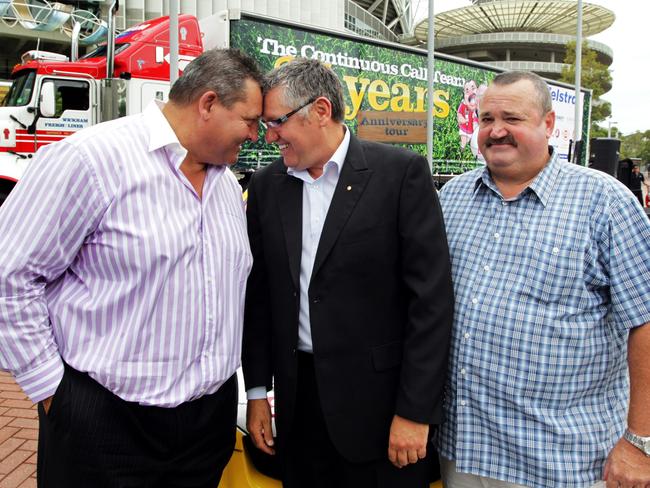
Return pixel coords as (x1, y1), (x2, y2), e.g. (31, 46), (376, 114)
(278, 143), (289, 150)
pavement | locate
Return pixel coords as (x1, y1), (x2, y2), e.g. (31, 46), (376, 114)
(0, 371), (37, 488)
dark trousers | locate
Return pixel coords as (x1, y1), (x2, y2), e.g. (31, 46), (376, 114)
(633, 190), (644, 207)
(282, 351), (433, 488)
(37, 364), (237, 488)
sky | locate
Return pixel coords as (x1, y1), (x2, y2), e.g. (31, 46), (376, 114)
(412, 0), (648, 135)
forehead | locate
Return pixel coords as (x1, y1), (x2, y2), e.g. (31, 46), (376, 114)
(481, 80), (540, 113)
(262, 86), (291, 117)
(234, 79), (262, 114)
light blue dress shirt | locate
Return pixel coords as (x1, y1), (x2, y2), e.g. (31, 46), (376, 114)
(247, 127), (350, 400)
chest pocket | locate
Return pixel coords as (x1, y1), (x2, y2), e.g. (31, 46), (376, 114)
(521, 239), (583, 304)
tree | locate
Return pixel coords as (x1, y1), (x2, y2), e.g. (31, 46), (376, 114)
(559, 41), (612, 137)
(619, 130), (650, 162)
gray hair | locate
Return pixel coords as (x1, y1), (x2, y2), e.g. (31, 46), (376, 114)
(491, 71), (553, 115)
(263, 58), (345, 123)
(169, 48), (263, 107)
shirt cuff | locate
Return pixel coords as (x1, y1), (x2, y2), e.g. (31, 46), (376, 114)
(14, 355), (65, 404)
(246, 386), (268, 400)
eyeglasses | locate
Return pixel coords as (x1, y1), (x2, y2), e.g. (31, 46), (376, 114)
(261, 97), (318, 129)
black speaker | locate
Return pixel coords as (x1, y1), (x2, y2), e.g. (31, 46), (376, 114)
(588, 138), (621, 176)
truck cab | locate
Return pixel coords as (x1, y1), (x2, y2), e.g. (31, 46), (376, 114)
(0, 14), (203, 206)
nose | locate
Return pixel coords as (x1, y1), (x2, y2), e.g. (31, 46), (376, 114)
(248, 123), (259, 143)
(489, 120), (508, 139)
(265, 127), (278, 144)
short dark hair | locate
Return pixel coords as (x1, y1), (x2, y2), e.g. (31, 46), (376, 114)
(491, 71), (553, 115)
(168, 48), (263, 107)
(263, 58), (345, 123)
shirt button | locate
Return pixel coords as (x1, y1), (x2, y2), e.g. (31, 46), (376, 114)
(471, 298), (478, 304)
(552, 247), (559, 254)
(501, 201), (507, 206)
(494, 233), (500, 240)
(464, 333), (470, 339)
(483, 265), (490, 272)
(460, 368), (466, 375)
(460, 400), (467, 407)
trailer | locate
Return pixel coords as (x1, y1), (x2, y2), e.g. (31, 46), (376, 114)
(0, 9), (591, 206)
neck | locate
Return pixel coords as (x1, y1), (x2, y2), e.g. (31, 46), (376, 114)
(492, 175), (537, 200)
(491, 154), (550, 200)
(161, 101), (207, 192)
(307, 124), (346, 179)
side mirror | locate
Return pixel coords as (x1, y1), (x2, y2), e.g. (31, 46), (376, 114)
(40, 82), (56, 118)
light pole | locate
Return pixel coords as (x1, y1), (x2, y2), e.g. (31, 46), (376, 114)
(607, 119), (617, 138)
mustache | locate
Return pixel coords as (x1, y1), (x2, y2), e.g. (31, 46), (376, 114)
(485, 135), (517, 147)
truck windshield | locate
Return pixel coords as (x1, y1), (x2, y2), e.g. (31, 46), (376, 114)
(2, 70), (36, 107)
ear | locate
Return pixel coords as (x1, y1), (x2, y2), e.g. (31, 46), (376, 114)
(197, 91), (219, 120)
(312, 96), (333, 126)
(544, 110), (556, 139)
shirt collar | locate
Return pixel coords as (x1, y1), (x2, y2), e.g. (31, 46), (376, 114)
(287, 126), (350, 183)
(143, 100), (188, 170)
(472, 146), (560, 207)
(527, 148), (561, 207)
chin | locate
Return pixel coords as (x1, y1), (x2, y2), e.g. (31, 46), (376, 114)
(282, 158), (298, 168)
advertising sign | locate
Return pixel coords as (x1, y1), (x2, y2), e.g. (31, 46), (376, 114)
(231, 17), (591, 174)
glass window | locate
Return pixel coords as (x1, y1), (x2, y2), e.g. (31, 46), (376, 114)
(43, 79), (90, 118)
(3, 70), (37, 107)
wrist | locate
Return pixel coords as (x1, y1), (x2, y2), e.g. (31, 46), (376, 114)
(623, 428), (650, 456)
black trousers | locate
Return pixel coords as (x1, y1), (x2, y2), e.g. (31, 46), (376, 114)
(282, 351), (434, 488)
(37, 364), (237, 488)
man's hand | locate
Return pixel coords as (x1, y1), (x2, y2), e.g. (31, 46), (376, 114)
(603, 437), (650, 487)
(41, 396), (53, 415)
(388, 414), (429, 468)
(246, 399), (275, 455)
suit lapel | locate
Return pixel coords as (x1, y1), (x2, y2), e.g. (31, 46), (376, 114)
(276, 171), (302, 289)
(312, 135), (372, 278)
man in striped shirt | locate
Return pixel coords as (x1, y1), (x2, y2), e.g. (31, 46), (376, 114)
(0, 48), (262, 487)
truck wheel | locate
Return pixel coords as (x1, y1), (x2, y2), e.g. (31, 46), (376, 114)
(0, 180), (15, 207)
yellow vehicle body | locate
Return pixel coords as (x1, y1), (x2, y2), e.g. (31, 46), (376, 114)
(219, 429), (443, 488)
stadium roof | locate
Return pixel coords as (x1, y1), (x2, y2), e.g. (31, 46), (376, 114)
(415, 0), (614, 42)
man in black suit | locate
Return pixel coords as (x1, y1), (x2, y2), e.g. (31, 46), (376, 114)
(242, 58), (454, 487)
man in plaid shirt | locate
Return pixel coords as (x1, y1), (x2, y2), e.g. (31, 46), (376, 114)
(436, 71), (650, 488)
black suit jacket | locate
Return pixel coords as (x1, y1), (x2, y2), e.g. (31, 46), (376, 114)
(242, 134), (453, 463)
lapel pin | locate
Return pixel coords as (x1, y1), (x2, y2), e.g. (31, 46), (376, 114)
(346, 185), (352, 191)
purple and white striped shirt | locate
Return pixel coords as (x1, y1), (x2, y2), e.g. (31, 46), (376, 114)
(0, 101), (252, 407)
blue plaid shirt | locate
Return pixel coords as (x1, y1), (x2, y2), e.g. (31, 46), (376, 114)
(436, 150), (650, 488)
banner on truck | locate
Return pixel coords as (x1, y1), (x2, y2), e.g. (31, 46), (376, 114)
(231, 18), (591, 174)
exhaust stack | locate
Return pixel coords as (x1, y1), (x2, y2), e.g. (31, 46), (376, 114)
(106, 0), (119, 77)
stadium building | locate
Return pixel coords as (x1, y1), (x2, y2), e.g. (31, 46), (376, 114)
(0, 0), (414, 80)
(414, 0), (614, 82)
